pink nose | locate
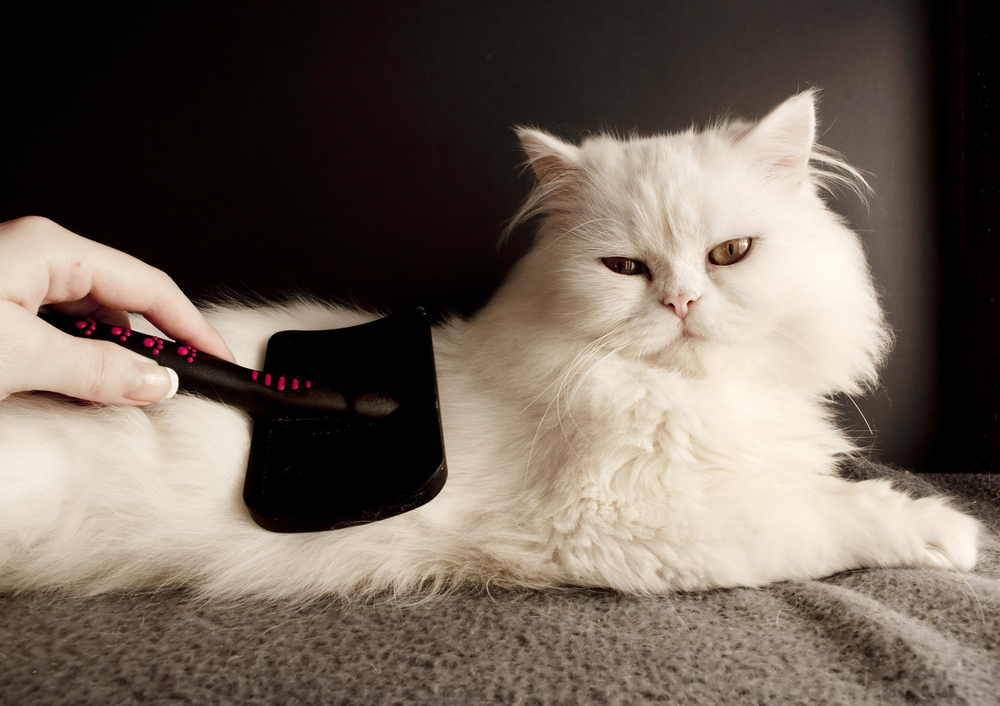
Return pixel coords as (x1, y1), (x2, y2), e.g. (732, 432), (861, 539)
(662, 292), (699, 321)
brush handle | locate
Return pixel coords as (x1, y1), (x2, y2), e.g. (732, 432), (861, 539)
(38, 312), (394, 417)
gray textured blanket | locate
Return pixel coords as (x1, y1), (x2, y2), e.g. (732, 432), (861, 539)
(2, 463), (998, 705)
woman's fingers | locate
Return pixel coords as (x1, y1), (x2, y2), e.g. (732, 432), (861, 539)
(0, 302), (178, 404)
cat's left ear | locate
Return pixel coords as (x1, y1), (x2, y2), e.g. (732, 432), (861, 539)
(738, 90), (817, 187)
(516, 128), (582, 187)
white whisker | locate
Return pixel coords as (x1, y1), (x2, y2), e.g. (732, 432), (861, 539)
(527, 218), (618, 265)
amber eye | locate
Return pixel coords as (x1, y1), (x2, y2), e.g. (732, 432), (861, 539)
(708, 237), (752, 266)
(602, 257), (649, 276)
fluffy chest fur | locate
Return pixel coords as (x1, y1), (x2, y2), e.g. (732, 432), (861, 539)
(432, 313), (853, 591)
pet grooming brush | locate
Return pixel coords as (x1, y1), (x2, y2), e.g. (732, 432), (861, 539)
(40, 310), (447, 533)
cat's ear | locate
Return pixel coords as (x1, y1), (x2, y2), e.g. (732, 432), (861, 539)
(738, 90), (817, 186)
(516, 128), (582, 187)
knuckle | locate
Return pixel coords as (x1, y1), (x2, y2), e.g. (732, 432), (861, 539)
(152, 267), (179, 291)
(15, 215), (55, 229)
(0, 216), (62, 252)
(6, 215), (56, 239)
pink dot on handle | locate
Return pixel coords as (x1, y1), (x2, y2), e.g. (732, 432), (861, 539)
(291, 379), (299, 390)
(264, 374), (271, 386)
(75, 320), (87, 329)
(277, 377), (285, 391)
(84, 330), (91, 336)
(110, 327), (122, 335)
(251, 370), (258, 381)
(120, 336), (127, 341)
(305, 381), (311, 389)
(177, 346), (189, 356)
(152, 349), (159, 355)
(143, 338), (155, 347)
(186, 357), (194, 363)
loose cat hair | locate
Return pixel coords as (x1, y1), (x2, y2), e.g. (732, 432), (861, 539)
(0, 90), (978, 601)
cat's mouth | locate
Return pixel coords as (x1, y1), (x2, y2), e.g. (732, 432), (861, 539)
(619, 317), (706, 364)
(677, 321), (703, 342)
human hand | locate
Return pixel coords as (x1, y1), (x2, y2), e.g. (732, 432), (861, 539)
(0, 216), (236, 405)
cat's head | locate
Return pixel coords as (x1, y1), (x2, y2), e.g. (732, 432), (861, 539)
(500, 90), (891, 395)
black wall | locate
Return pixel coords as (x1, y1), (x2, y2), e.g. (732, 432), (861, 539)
(2, 1), (994, 472)
(938, 1), (1000, 473)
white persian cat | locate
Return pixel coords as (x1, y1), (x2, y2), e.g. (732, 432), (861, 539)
(0, 91), (979, 599)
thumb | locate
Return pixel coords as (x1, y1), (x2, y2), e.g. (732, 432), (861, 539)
(3, 307), (179, 405)
(48, 335), (181, 405)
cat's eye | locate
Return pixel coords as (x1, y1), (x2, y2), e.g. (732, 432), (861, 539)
(708, 237), (753, 266)
(602, 257), (649, 276)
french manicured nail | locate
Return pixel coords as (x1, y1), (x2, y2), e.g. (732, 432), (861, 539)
(126, 364), (179, 403)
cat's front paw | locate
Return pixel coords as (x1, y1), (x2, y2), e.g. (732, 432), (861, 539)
(827, 480), (980, 577)
(906, 497), (979, 573)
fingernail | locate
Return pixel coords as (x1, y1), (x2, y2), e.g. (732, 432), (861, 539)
(126, 364), (179, 403)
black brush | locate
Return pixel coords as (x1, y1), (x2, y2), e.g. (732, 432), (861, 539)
(40, 310), (447, 533)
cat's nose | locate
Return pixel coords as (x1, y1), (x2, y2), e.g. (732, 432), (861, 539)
(662, 292), (699, 321)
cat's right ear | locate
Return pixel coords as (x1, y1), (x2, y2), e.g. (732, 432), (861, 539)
(515, 128), (582, 187)
(502, 129), (583, 242)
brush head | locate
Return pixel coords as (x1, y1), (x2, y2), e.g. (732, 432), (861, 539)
(38, 308), (446, 533)
(242, 309), (447, 532)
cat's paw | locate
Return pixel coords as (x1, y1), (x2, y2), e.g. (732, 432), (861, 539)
(906, 497), (979, 573)
(833, 480), (980, 576)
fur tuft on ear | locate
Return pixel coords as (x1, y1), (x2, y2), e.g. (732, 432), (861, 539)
(739, 90), (818, 185)
(501, 128), (584, 243)
(516, 128), (582, 185)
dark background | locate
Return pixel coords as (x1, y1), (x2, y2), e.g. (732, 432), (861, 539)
(1, 1), (995, 473)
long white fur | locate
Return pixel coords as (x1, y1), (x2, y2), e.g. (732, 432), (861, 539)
(0, 91), (979, 600)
